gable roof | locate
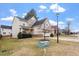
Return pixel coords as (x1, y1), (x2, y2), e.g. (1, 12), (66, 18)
(0, 25), (12, 29)
(15, 16), (24, 20)
(32, 18), (47, 27)
(24, 9), (37, 21)
(15, 16), (27, 22)
(24, 15), (34, 21)
(15, 9), (37, 22)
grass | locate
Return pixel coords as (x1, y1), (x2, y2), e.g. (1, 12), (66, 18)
(0, 38), (21, 55)
(0, 37), (79, 56)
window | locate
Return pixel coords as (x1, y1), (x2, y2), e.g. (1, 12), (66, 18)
(23, 23), (25, 26)
(9, 32), (11, 34)
(3, 32), (6, 34)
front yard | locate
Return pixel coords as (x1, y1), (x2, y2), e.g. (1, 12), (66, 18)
(0, 37), (79, 56)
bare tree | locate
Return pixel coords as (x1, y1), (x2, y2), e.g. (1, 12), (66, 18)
(62, 20), (72, 35)
(67, 21), (71, 35)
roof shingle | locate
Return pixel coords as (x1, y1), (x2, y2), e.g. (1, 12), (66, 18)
(32, 18), (47, 27)
(1, 25), (12, 29)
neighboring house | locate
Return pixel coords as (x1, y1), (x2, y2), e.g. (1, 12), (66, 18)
(51, 25), (62, 35)
(12, 9), (52, 38)
(51, 25), (57, 35)
(0, 25), (12, 36)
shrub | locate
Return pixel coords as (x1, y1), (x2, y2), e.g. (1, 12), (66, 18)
(50, 33), (54, 37)
(22, 33), (32, 38)
(17, 32), (22, 39)
(17, 32), (32, 39)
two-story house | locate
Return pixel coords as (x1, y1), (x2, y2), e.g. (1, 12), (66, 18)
(12, 9), (52, 38)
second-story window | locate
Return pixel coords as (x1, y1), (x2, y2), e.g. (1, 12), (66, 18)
(23, 23), (25, 26)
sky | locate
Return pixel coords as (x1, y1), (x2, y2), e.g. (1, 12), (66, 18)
(0, 3), (79, 32)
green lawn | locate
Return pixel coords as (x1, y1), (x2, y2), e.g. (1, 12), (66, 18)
(0, 37), (79, 56)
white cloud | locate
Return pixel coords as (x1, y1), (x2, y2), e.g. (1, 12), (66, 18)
(49, 20), (65, 29)
(49, 20), (65, 25)
(58, 25), (65, 29)
(58, 21), (65, 29)
(59, 21), (64, 24)
(1, 16), (13, 21)
(0, 9), (17, 21)
(39, 5), (48, 12)
(39, 5), (47, 9)
(39, 4), (66, 13)
(49, 4), (66, 13)
(66, 18), (74, 21)
(49, 20), (57, 25)
(10, 9), (17, 16)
